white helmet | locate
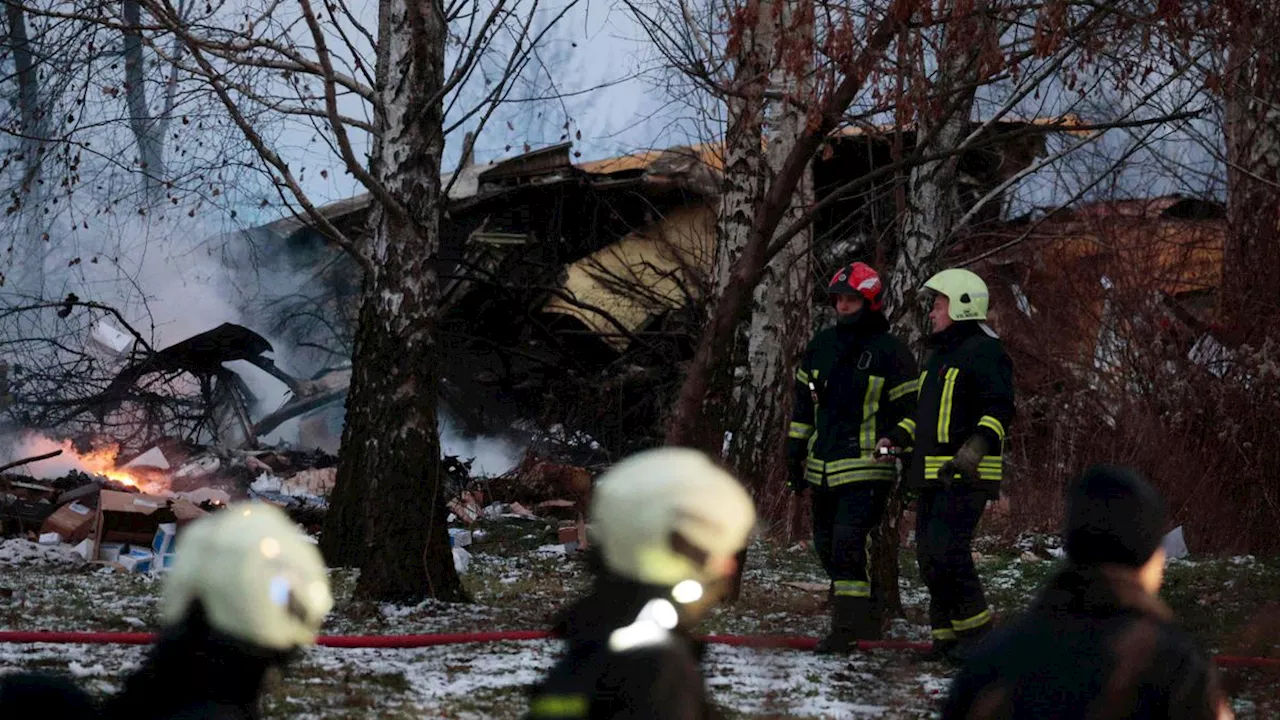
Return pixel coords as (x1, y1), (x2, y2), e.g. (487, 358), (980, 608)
(589, 447), (756, 589)
(161, 502), (333, 651)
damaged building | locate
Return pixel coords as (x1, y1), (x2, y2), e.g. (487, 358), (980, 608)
(5, 120), (1072, 461)
(211, 120), (1067, 459)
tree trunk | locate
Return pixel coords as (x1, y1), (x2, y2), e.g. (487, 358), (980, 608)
(701, 0), (815, 599)
(664, 0), (907, 450)
(1222, 7), (1280, 339)
(873, 1), (988, 619)
(722, 0), (815, 512)
(122, 0), (166, 204)
(6, 1), (48, 294)
(319, 0), (464, 602)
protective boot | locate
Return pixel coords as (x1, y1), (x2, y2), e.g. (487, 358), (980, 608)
(945, 619), (994, 665)
(814, 596), (878, 653)
(926, 629), (957, 662)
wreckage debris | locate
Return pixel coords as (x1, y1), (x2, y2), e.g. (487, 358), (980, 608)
(0, 434), (345, 566)
(445, 449), (596, 553)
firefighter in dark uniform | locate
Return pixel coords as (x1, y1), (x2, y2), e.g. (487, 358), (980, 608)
(526, 448), (756, 720)
(943, 465), (1234, 720)
(877, 267), (1014, 662)
(103, 502), (333, 720)
(787, 262), (918, 651)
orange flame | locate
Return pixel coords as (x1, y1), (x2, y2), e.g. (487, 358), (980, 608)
(14, 434), (170, 495)
(65, 442), (147, 489)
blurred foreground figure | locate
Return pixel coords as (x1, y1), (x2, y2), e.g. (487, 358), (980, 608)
(104, 502), (333, 720)
(0, 671), (98, 719)
(943, 465), (1233, 720)
(526, 447), (756, 719)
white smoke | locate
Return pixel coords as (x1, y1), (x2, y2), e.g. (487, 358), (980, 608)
(438, 409), (524, 477)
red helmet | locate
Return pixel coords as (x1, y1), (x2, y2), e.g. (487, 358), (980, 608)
(827, 262), (884, 311)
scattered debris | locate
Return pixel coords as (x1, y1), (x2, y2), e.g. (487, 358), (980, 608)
(452, 546), (472, 574)
(1163, 525), (1190, 560)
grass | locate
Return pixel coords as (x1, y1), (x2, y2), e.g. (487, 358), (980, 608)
(0, 527), (1277, 718)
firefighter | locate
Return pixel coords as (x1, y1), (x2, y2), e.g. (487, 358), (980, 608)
(0, 672), (99, 718)
(877, 267), (1014, 662)
(103, 502), (333, 720)
(526, 447), (756, 719)
(787, 262), (919, 651)
(943, 465), (1234, 720)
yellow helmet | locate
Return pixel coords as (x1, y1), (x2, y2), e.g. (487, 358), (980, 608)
(589, 448), (756, 588)
(161, 502), (333, 651)
(924, 268), (990, 321)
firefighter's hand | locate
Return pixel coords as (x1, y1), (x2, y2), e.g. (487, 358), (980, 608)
(937, 435), (989, 485)
(874, 438), (898, 463)
(786, 462), (807, 493)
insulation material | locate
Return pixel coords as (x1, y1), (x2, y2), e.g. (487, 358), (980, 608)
(542, 205), (715, 350)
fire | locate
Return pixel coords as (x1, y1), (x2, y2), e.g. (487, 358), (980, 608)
(4, 432), (169, 495)
(65, 442), (147, 488)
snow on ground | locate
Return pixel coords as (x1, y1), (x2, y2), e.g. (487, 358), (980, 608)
(1, 524), (1277, 718)
(0, 538), (88, 568)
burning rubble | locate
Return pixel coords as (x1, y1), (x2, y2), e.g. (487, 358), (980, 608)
(0, 429), (339, 571)
(1, 418), (602, 575)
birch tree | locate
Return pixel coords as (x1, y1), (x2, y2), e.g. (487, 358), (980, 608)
(112, 0), (579, 601)
(634, 0), (1214, 614)
(1218, 3), (1280, 337)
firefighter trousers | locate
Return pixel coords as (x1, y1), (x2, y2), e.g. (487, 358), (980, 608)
(916, 487), (992, 642)
(812, 482), (891, 599)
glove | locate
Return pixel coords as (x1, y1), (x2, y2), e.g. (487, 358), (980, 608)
(785, 439), (808, 493)
(937, 434), (989, 487)
(787, 462), (807, 492)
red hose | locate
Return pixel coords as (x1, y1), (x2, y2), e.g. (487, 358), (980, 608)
(0, 630), (1276, 669)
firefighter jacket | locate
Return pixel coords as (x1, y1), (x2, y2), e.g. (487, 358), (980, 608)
(527, 576), (719, 720)
(886, 320), (1014, 497)
(942, 564), (1228, 720)
(787, 311), (918, 489)
(102, 611), (290, 720)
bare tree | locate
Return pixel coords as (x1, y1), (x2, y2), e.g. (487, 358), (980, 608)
(628, 0), (1220, 618)
(113, 0), (580, 601)
(2, 2), (51, 291)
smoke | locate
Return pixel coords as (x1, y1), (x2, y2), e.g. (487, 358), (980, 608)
(438, 410), (524, 477)
(0, 431), (86, 479)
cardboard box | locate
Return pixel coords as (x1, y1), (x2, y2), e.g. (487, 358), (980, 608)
(117, 547), (154, 573)
(72, 539), (94, 562)
(98, 542), (125, 563)
(92, 490), (207, 561)
(41, 501), (96, 544)
(56, 483), (100, 508)
(152, 523), (177, 557)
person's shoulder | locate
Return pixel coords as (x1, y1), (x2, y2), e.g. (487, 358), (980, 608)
(810, 326), (839, 345)
(1151, 621), (1213, 669)
(961, 613), (1042, 670)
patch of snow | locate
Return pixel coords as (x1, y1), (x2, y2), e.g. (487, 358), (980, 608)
(0, 539), (87, 568)
(917, 672), (951, 699)
(69, 661), (111, 678)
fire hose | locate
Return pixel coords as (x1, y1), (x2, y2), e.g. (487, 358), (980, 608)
(0, 630), (1277, 669)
